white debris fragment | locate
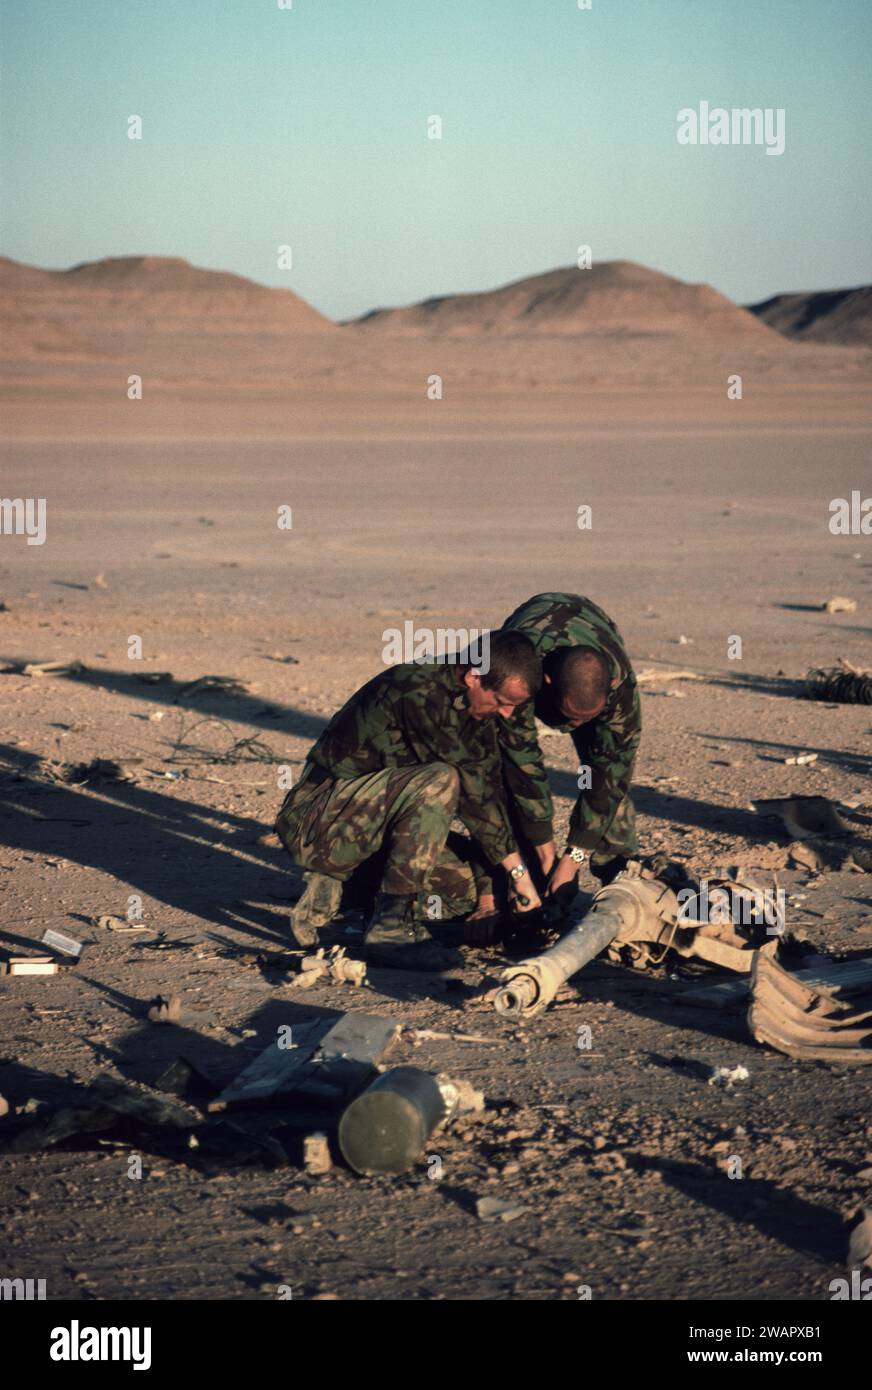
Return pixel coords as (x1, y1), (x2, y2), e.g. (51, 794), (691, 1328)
(707, 1065), (750, 1090)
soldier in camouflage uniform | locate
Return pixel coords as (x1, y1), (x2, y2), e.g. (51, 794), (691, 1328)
(275, 630), (543, 969)
(469, 593), (641, 927)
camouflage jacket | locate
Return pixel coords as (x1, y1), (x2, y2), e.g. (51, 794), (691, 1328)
(501, 593), (641, 854)
(307, 661), (517, 865)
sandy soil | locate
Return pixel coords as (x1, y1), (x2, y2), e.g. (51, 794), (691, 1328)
(1, 349), (871, 1301)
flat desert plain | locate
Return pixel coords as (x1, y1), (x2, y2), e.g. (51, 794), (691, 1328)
(0, 258), (870, 1300)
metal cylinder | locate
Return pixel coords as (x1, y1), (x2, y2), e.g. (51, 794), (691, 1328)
(493, 973), (539, 1017)
(494, 875), (676, 1019)
(494, 910), (621, 1017)
(338, 1066), (447, 1175)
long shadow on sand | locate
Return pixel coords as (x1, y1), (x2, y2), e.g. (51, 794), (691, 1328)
(549, 768), (766, 839)
(0, 662), (329, 741)
(0, 743), (297, 942)
(694, 731), (872, 777)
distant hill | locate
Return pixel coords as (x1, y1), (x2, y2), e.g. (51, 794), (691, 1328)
(0, 254), (334, 359)
(747, 286), (872, 347)
(349, 260), (776, 339)
(2, 253), (868, 387)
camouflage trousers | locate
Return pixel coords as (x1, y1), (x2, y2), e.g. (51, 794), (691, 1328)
(275, 762), (479, 917)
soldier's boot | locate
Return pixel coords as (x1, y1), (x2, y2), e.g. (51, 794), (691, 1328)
(289, 871), (344, 946)
(365, 893), (464, 972)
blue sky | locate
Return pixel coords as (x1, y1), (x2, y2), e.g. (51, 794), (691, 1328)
(1, 0), (870, 319)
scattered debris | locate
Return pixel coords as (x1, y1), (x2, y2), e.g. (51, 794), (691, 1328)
(303, 1132), (333, 1175)
(748, 941), (872, 1064)
(5, 1104), (117, 1151)
(3, 956), (59, 976)
(683, 953), (872, 1010)
(476, 1195), (530, 1223)
(847, 1210), (872, 1270)
(784, 752), (817, 766)
(137, 932), (201, 953)
(436, 1076), (486, 1116)
(60, 757), (142, 785)
(147, 994), (182, 1024)
(21, 659), (84, 678)
(177, 675), (252, 699)
(135, 671), (174, 684)
(291, 946), (368, 989)
(155, 1056), (219, 1101)
(845, 845), (872, 873)
(787, 839), (872, 874)
(211, 1011), (399, 1110)
(637, 668), (702, 685)
(87, 1074), (201, 1129)
(266, 652), (300, 665)
(676, 635), (693, 645)
(168, 715), (274, 765)
(3, 1073), (201, 1153)
(751, 795), (851, 839)
(821, 596), (857, 614)
(787, 841), (826, 873)
(707, 1064), (750, 1089)
(95, 914), (148, 933)
(40, 928), (83, 959)
(289, 968), (322, 990)
(408, 1028), (498, 1045)
(806, 667), (872, 705)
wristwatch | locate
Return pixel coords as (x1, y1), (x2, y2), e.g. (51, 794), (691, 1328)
(566, 847), (586, 865)
(509, 863), (529, 880)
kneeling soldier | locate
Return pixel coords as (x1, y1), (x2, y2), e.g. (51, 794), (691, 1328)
(469, 592), (641, 929)
(275, 630), (543, 970)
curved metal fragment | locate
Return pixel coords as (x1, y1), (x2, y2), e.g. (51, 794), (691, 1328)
(748, 941), (872, 1064)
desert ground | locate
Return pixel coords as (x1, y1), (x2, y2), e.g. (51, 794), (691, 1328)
(0, 257), (870, 1300)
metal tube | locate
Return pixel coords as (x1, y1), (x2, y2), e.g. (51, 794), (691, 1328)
(494, 876), (675, 1019)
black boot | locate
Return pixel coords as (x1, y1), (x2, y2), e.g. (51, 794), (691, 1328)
(365, 893), (463, 972)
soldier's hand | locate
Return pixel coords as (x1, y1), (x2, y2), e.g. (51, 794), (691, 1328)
(463, 912), (505, 945)
(463, 895), (505, 945)
(508, 872), (542, 914)
(543, 854), (580, 918)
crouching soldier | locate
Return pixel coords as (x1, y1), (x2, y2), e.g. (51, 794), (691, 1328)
(275, 630), (543, 970)
(470, 592), (641, 928)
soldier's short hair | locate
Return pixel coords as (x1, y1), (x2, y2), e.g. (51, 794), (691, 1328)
(473, 630), (542, 695)
(551, 645), (610, 709)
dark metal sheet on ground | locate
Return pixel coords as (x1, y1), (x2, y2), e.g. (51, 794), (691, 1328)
(210, 1011), (399, 1110)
